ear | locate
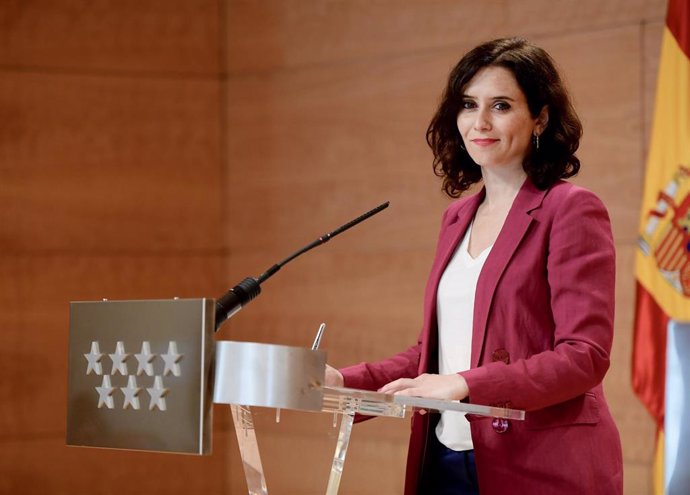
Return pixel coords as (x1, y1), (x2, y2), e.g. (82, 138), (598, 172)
(534, 105), (549, 135)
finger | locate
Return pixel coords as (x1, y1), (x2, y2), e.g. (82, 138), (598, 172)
(379, 378), (414, 394)
(379, 382), (403, 394)
(324, 365), (344, 387)
(393, 387), (423, 397)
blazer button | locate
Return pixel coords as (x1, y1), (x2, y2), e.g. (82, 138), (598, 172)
(491, 349), (510, 364)
(492, 417), (510, 433)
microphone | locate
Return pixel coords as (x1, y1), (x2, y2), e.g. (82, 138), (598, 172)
(214, 201), (390, 330)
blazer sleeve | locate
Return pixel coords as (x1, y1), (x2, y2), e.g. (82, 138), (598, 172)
(340, 341), (422, 391)
(460, 186), (616, 411)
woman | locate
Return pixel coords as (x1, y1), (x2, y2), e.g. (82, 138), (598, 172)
(326, 38), (623, 494)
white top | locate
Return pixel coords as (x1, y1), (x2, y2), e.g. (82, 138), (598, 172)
(435, 222), (492, 451)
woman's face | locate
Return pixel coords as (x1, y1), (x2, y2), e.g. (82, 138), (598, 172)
(456, 66), (545, 171)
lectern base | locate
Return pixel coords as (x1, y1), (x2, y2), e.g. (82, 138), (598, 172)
(326, 412), (354, 495)
(231, 405), (268, 495)
(229, 404), (357, 495)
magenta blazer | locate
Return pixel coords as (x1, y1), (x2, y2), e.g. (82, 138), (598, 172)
(341, 178), (623, 494)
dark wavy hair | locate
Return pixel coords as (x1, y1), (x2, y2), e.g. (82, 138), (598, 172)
(426, 37), (582, 197)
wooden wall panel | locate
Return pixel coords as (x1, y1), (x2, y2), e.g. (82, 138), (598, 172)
(0, 1), (230, 494)
(535, 27), (643, 243)
(222, 46), (464, 370)
(0, 0), (220, 74)
(643, 21), (665, 155)
(0, 71), (223, 252)
(226, 0), (507, 73)
(505, 0), (666, 37)
(226, 0), (665, 74)
(221, 249), (432, 358)
(0, 428), (232, 495)
(225, 49), (457, 257)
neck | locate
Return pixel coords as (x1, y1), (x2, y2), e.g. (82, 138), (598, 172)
(480, 165), (527, 210)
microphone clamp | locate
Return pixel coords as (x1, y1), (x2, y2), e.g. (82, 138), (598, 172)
(215, 277), (261, 329)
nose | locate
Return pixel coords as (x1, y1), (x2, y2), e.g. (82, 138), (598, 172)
(473, 107), (491, 131)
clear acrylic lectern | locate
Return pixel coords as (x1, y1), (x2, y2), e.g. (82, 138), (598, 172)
(213, 340), (525, 495)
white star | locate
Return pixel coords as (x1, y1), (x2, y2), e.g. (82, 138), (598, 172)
(134, 341), (156, 376)
(96, 375), (115, 409)
(84, 341), (103, 375)
(147, 375), (169, 411)
(109, 341), (129, 375)
(121, 375), (141, 410)
(161, 341), (182, 377)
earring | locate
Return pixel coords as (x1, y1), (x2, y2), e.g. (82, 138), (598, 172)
(460, 141), (466, 151)
(534, 133), (540, 150)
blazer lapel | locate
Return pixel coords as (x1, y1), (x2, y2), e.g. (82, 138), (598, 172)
(435, 192), (484, 276)
(419, 191), (484, 372)
(471, 179), (548, 368)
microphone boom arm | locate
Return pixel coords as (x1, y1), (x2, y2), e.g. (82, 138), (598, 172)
(214, 201), (390, 330)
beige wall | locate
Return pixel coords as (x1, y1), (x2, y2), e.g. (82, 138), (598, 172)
(0, 1), (666, 493)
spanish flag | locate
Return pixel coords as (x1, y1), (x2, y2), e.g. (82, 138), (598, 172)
(633, 0), (690, 492)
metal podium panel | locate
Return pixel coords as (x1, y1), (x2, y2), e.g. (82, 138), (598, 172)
(66, 298), (215, 454)
(213, 341), (326, 412)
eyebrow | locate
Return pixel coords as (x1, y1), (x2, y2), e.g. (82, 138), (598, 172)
(461, 95), (516, 101)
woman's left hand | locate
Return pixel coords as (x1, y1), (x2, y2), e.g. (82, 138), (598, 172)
(378, 373), (469, 401)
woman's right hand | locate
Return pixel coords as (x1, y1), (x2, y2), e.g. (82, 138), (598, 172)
(325, 364), (344, 387)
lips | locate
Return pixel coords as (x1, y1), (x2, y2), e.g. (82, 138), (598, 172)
(471, 138), (499, 146)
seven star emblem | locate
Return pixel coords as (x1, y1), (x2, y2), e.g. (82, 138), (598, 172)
(88, 341), (182, 411)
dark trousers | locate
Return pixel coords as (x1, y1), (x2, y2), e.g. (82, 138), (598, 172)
(420, 433), (480, 495)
